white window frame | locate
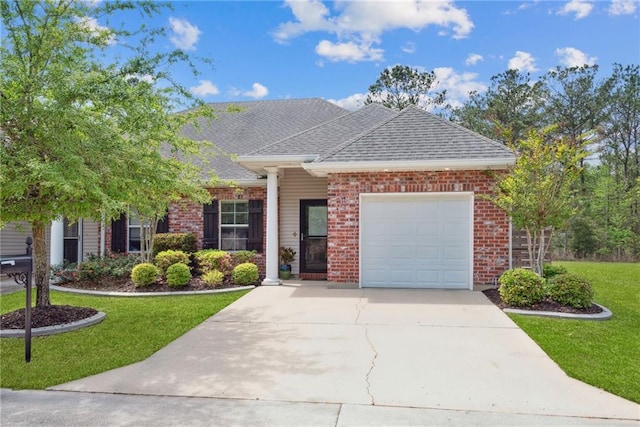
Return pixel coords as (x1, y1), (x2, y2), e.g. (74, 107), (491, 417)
(127, 211), (151, 253)
(220, 200), (249, 251)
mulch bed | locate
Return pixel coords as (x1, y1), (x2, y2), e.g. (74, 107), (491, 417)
(1, 276), (257, 331)
(1, 305), (98, 330)
(482, 288), (603, 314)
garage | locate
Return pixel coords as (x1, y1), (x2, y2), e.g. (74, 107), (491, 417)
(360, 193), (473, 289)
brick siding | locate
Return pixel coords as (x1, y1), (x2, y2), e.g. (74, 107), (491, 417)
(326, 170), (509, 286)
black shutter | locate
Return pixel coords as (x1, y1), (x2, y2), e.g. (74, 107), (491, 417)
(247, 199), (263, 252)
(111, 213), (127, 253)
(203, 201), (219, 249)
(156, 211), (169, 233)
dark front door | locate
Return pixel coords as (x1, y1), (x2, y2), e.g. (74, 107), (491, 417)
(300, 200), (327, 273)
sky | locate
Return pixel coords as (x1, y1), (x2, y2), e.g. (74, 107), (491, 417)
(107, 0), (639, 111)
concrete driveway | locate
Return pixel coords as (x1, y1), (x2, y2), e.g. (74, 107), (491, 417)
(51, 284), (639, 423)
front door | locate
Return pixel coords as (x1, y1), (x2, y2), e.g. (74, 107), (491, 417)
(63, 218), (80, 264)
(300, 200), (327, 273)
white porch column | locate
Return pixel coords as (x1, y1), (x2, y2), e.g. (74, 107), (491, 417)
(262, 167), (281, 286)
(50, 219), (64, 265)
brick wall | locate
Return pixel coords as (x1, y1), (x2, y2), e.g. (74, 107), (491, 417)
(326, 170), (509, 286)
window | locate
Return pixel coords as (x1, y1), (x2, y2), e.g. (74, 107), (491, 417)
(128, 214), (141, 252)
(220, 201), (248, 251)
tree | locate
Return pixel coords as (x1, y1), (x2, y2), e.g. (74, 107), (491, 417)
(452, 69), (546, 147)
(489, 128), (585, 275)
(365, 65), (446, 111)
(1, 1), (214, 306)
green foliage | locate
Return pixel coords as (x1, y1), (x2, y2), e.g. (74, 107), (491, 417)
(498, 268), (546, 307)
(490, 128), (585, 274)
(279, 247), (296, 264)
(195, 249), (233, 274)
(152, 233), (198, 257)
(165, 263), (191, 288)
(154, 250), (191, 273)
(365, 65), (446, 111)
(232, 262), (259, 286)
(76, 254), (141, 281)
(542, 263), (568, 279)
(547, 273), (594, 308)
(131, 263), (160, 288)
(0, 0), (214, 306)
(232, 250), (257, 265)
(202, 270), (225, 286)
(569, 217), (599, 258)
(50, 262), (78, 283)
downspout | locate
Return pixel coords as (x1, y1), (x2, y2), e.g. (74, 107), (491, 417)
(508, 218), (513, 270)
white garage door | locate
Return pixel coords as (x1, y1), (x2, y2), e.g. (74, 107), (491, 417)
(360, 193), (473, 289)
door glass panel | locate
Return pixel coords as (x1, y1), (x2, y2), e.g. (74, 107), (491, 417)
(307, 206), (327, 236)
(63, 219), (78, 238)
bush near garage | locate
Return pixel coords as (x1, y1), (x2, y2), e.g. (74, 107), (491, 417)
(498, 268), (546, 307)
(232, 262), (259, 286)
(166, 263), (191, 288)
(547, 273), (594, 309)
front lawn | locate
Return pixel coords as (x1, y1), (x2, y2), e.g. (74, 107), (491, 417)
(0, 289), (249, 389)
(508, 262), (640, 403)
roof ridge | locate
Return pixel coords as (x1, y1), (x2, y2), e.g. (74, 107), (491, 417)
(314, 105), (406, 162)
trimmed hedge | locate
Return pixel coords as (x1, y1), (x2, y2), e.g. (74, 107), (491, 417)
(152, 233), (197, 257)
(547, 273), (594, 308)
(498, 268), (546, 307)
(232, 250), (257, 265)
(202, 270), (225, 286)
(154, 250), (190, 273)
(195, 249), (233, 275)
(166, 262), (191, 288)
(543, 263), (568, 279)
(131, 263), (160, 288)
(232, 262), (259, 286)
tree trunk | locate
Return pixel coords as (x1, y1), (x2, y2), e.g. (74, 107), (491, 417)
(32, 220), (51, 307)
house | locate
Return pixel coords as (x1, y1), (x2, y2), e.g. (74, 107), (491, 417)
(1, 98), (516, 289)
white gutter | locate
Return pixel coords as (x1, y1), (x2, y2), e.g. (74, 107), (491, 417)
(302, 158), (515, 177)
(236, 155), (316, 164)
(210, 179), (268, 188)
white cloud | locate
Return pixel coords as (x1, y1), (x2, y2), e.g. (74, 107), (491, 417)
(190, 80), (219, 97)
(608, 0), (637, 15)
(327, 93), (368, 111)
(465, 53), (484, 66)
(315, 40), (384, 62)
(125, 74), (154, 84)
(243, 83), (269, 99)
(508, 51), (538, 72)
(274, 0), (473, 63)
(73, 16), (115, 45)
(557, 0), (594, 19)
(555, 47), (597, 67)
(433, 67), (487, 109)
(402, 41), (416, 54)
(169, 17), (201, 50)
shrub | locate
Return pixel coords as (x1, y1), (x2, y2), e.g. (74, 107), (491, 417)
(166, 262), (191, 288)
(154, 250), (190, 273)
(232, 262), (259, 285)
(542, 264), (568, 279)
(152, 233), (197, 257)
(50, 262), (78, 283)
(202, 270), (225, 286)
(547, 273), (594, 308)
(195, 249), (233, 274)
(77, 253), (141, 281)
(498, 268), (545, 307)
(131, 263), (160, 287)
(232, 250), (257, 265)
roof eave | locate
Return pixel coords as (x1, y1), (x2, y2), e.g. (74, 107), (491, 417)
(234, 155), (317, 174)
(302, 158), (515, 177)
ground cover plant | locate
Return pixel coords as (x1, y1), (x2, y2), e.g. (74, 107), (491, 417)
(508, 262), (640, 403)
(0, 289), (249, 390)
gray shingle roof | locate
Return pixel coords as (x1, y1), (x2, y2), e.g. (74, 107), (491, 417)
(315, 105), (515, 163)
(180, 99), (347, 180)
(248, 103), (397, 157)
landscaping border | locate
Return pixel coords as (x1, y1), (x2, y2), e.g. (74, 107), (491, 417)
(50, 284), (255, 297)
(0, 312), (106, 338)
(504, 303), (612, 320)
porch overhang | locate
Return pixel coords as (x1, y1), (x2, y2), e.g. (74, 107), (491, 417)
(301, 158), (515, 177)
(235, 155), (316, 175)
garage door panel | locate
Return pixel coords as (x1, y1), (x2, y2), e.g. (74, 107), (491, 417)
(361, 194), (472, 289)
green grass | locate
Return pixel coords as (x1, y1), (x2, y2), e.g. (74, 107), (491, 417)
(509, 262), (640, 403)
(0, 289), (249, 389)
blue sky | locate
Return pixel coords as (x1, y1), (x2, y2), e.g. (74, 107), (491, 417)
(108, 0), (639, 110)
